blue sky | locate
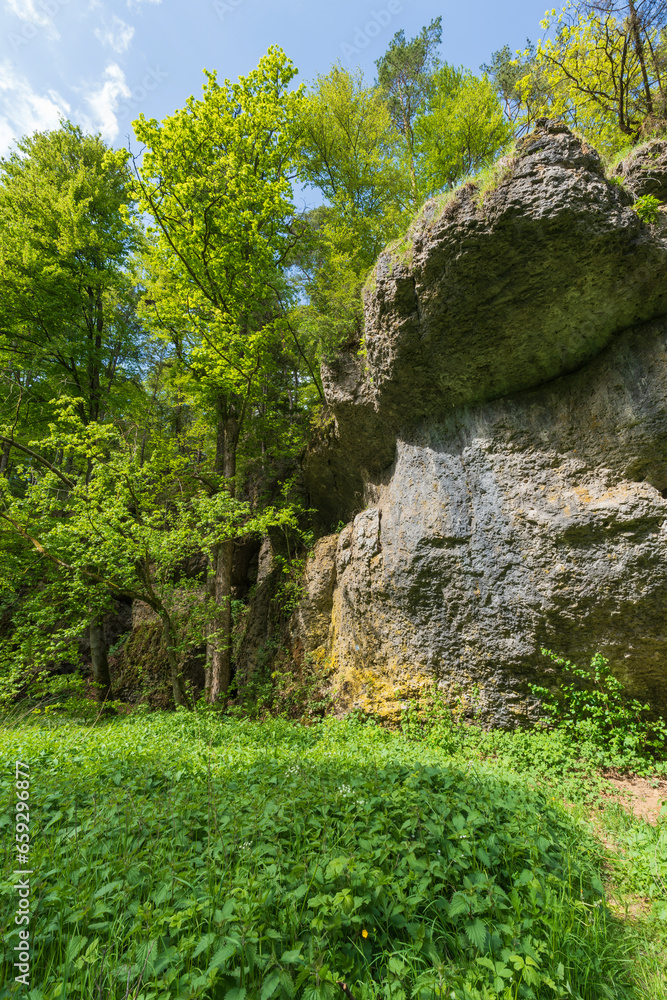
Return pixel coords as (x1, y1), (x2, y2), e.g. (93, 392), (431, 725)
(0, 0), (550, 157)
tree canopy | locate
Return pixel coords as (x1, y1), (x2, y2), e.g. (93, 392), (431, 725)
(491, 0), (667, 153)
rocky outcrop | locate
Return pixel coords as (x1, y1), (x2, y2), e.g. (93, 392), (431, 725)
(306, 120), (667, 527)
(300, 121), (667, 725)
(614, 138), (667, 201)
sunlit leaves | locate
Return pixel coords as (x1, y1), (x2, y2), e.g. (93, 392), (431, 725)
(133, 47), (303, 400)
(415, 68), (515, 195)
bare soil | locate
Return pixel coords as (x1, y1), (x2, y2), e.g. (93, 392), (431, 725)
(600, 772), (667, 825)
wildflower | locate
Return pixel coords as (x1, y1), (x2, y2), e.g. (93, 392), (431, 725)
(361, 929), (368, 938)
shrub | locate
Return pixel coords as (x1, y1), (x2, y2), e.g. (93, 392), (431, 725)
(531, 649), (667, 772)
(632, 194), (662, 223)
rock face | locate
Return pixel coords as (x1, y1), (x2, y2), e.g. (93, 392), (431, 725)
(300, 121), (667, 724)
(614, 139), (667, 201)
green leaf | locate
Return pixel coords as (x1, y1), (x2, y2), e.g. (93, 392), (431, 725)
(448, 893), (470, 917)
(261, 971), (282, 1000)
(192, 932), (217, 958)
(279, 970), (296, 997)
(226, 989), (247, 1000)
(280, 948), (303, 964)
(464, 918), (487, 949)
(475, 957), (496, 972)
(208, 943), (238, 972)
(93, 880), (124, 898)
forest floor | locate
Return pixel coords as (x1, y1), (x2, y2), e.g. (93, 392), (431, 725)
(0, 708), (666, 1000)
(598, 772), (667, 824)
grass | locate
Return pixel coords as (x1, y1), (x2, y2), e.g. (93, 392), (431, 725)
(1, 702), (666, 1000)
(374, 143), (520, 273)
(471, 154), (518, 209)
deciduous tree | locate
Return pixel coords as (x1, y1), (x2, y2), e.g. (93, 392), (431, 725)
(0, 122), (143, 448)
(295, 65), (409, 357)
(522, 0), (667, 152)
(0, 122), (144, 682)
(0, 411), (302, 708)
(132, 47), (304, 701)
(416, 67), (515, 193)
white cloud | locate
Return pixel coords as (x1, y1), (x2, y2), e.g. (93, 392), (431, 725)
(0, 61), (70, 155)
(126, 0), (161, 6)
(6, 0), (51, 26)
(84, 62), (131, 142)
(95, 15), (135, 54)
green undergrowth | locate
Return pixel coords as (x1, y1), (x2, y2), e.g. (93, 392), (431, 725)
(402, 648), (667, 795)
(633, 193), (663, 224)
(0, 709), (665, 1000)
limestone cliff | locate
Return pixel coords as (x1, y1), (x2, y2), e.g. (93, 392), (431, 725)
(298, 120), (667, 725)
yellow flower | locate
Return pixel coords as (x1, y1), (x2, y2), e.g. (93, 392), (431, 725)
(361, 929), (368, 939)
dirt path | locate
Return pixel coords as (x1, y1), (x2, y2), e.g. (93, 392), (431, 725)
(600, 773), (667, 825)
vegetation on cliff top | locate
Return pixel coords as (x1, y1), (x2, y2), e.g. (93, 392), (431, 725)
(1, 5), (667, 999)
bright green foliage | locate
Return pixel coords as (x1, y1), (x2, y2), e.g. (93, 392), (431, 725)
(482, 42), (549, 131)
(0, 122), (142, 452)
(415, 67), (515, 194)
(376, 17), (443, 207)
(298, 66), (408, 233)
(133, 45), (311, 475)
(517, 2), (667, 155)
(0, 713), (640, 999)
(0, 122), (150, 712)
(633, 192), (663, 220)
(531, 648), (667, 769)
(132, 48), (309, 700)
(0, 406), (304, 707)
(133, 47), (303, 409)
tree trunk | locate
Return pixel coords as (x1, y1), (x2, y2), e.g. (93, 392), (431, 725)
(89, 615), (111, 705)
(161, 612), (188, 707)
(409, 157), (418, 208)
(208, 539), (234, 701)
(206, 393), (239, 703)
(0, 439), (11, 476)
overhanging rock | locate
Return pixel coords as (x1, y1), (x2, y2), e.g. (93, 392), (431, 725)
(298, 121), (667, 724)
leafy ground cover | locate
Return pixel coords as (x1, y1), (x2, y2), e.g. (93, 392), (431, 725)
(1, 707), (665, 1000)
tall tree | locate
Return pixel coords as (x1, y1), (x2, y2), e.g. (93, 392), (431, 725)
(0, 122), (144, 690)
(481, 42), (549, 132)
(132, 47), (304, 701)
(0, 123), (142, 442)
(376, 17), (443, 207)
(415, 67), (515, 194)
